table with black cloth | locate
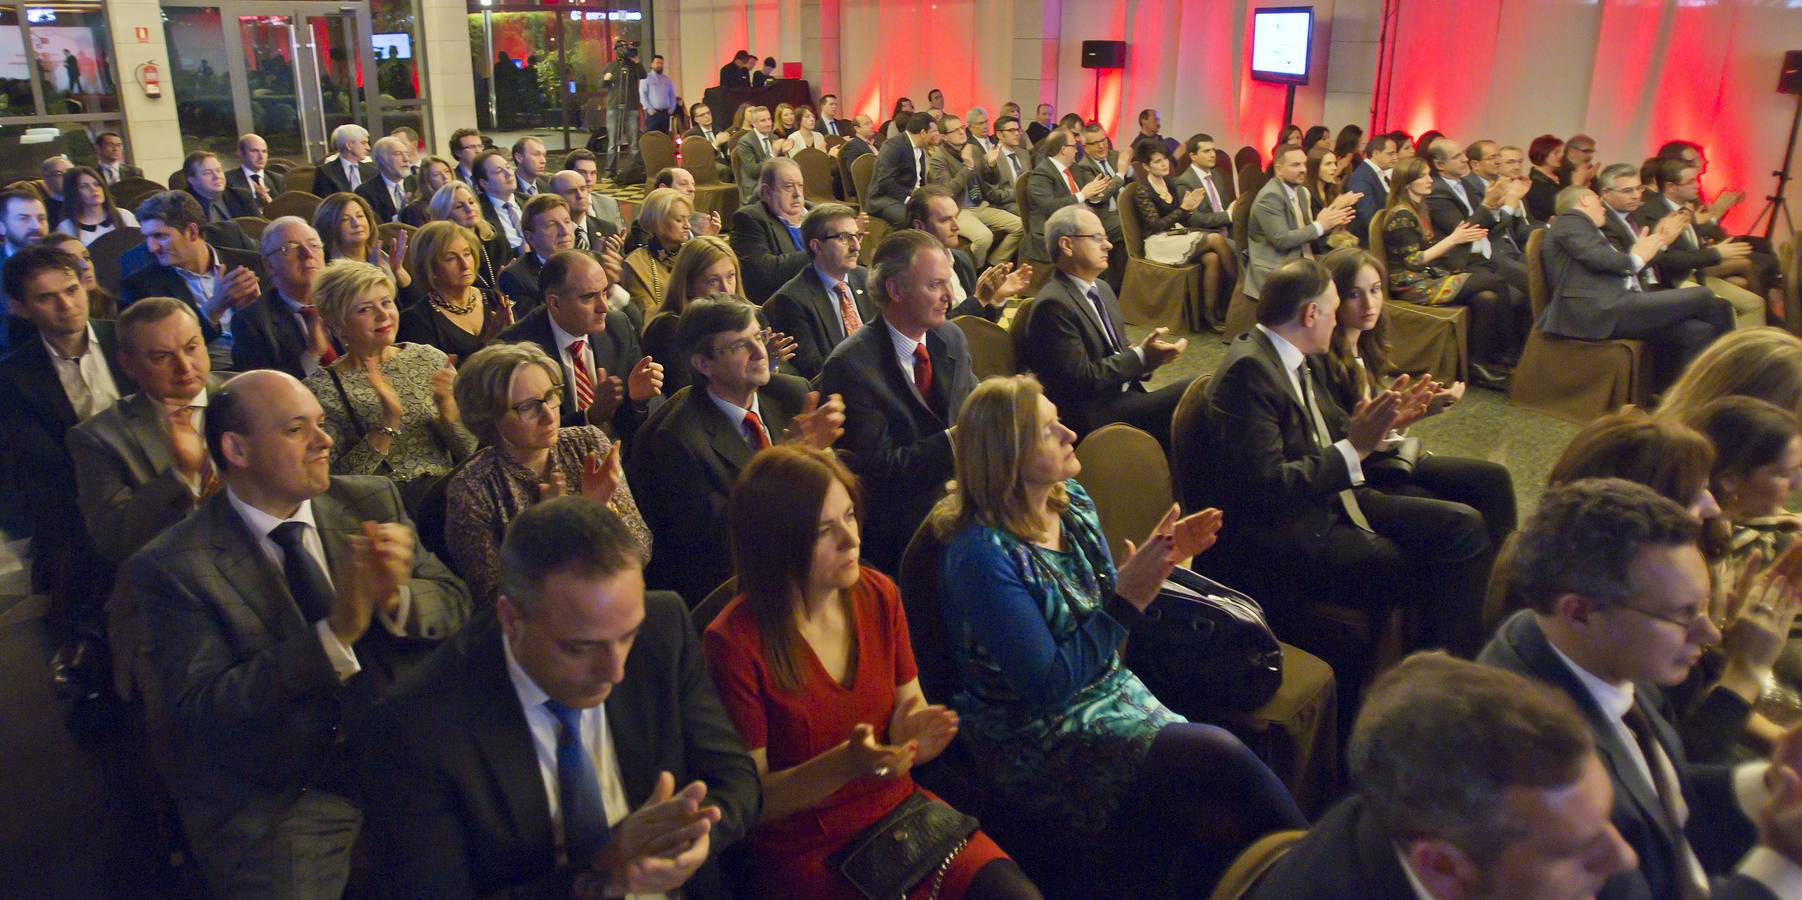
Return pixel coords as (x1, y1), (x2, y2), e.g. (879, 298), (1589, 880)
(703, 80), (813, 131)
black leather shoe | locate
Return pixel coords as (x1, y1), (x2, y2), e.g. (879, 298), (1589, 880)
(50, 637), (109, 700)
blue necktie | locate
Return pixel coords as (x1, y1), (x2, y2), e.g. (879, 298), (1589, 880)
(545, 699), (610, 865)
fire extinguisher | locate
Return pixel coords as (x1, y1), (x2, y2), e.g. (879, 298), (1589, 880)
(136, 61), (162, 98)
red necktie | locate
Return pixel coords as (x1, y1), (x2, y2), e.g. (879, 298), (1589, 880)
(298, 305), (337, 364)
(835, 282), (863, 336)
(912, 343), (933, 399)
(742, 410), (771, 450)
(1063, 167), (1080, 194)
(569, 339), (594, 410)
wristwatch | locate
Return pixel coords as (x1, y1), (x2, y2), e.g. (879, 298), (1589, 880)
(373, 424), (401, 438)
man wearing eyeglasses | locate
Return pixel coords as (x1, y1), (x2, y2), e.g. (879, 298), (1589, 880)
(1480, 477), (1802, 900)
(763, 203), (876, 380)
(1072, 124), (1128, 292)
(231, 217), (337, 379)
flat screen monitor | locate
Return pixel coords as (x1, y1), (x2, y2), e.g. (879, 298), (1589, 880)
(1250, 7), (1312, 85)
(372, 33), (413, 61)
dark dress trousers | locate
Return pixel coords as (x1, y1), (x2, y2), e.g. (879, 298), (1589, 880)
(761, 265), (876, 380)
(1020, 271), (1187, 443)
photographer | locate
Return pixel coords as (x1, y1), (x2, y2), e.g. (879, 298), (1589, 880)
(600, 40), (646, 179)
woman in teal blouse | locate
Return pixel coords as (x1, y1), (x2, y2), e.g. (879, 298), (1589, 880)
(931, 375), (1305, 893)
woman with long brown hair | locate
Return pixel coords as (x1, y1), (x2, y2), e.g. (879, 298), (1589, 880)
(314, 191), (411, 289)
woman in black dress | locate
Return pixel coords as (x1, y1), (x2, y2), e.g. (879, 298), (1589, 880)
(396, 220), (513, 360)
(1129, 143), (1234, 318)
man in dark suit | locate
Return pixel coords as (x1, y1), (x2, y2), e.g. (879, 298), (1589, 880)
(1022, 205), (1189, 446)
(1021, 129), (1107, 265)
(1639, 158), (1770, 328)
(500, 250), (662, 442)
(1538, 184), (1731, 385)
(231, 217), (334, 378)
(122, 192), (264, 348)
(732, 106), (786, 206)
(1424, 137), (1530, 294)
(448, 127), (486, 186)
(839, 115), (878, 170)
(1479, 478), (1802, 900)
(1026, 102), (1054, 146)
(548, 170), (623, 254)
(129, 369), (470, 899)
(1246, 144), (1356, 301)
(682, 102), (736, 184)
(497, 194), (611, 318)
(471, 149), (528, 254)
(355, 135), (414, 225)
(1458, 138), (1534, 261)
(719, 50), (752, 88)
(512, 135), (553, 197)
(1252, 652), (1639, 899)
(226, 133), (284, 208)
(908, 185), (1030, 322)
(1598, 160), (1764, 332)
(1, 243), (136, 689)
(362, 495), (760, 898)
(866, 112), (935, 227)
(1071, 123), (1131, 291)
(763, 203), (877, 379)
(817, 229), (978, 572)
(94, 130), (142, 186)
(183, 151), (260, 223)
(729, 157), (817, 304)
(1192, 259), (1492, 656)
(1344, 131), (1397, 246)
(1171, 133), (1234, 229)
(630, 298), (844, 603)
(311, 123), (376, 197)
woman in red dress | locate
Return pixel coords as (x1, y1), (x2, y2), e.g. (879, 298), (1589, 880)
(703, 445), (1041, 900)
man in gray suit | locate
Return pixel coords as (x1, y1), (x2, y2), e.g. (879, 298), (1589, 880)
(1539, 184), (1730, 384)
(127, 369), (471, 899)
(732, 106), (788, 206)
(1245, 143), (1357, 299)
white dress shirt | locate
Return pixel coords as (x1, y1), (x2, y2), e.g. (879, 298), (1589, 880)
(488, 191), (524, 249)
(1256, 324), (1364, 484)
(159, 388), (209, 495)
(43, 324), (121, 420)
(502, 639), (666, 899)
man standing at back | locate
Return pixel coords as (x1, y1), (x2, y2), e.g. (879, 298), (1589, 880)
(599, 41), (646, 180)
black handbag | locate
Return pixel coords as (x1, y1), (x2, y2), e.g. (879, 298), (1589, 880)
(828, 791), (980, 900)
(1123, 566), (1284, 716)
(1363, 434), (1424, 482)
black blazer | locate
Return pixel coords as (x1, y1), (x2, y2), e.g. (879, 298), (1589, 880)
(1459, 173), (1533, 257)
(868, 135), (925, 207)
(762, 265), (875, 379)
(1022, 160), (1083, 262)
(187, 185), (260, 221)
(1026, 121), (1052, 146)
(629, 375), (811, 605)
(1478, 611), (1769, 900)
(946, 248), (1003, 322)
(498, 306), (651, 441)
(817, 315), (976, 572)
(119, 244), (266, 343)
(1525, 168), (1562, 223)
(1630, 193), (1723, 288)
(355, 176), (408, 224)
(231, 287), (309, 378)
(312, 156), (378, 198)
(728, 200), (814, 305)
(1191, 329), (1355, 563)
(840, 136), (876, 170)
(225, 166), (285, 200)
(360, 601), (759, 900)
(1247, 795), (1414, 899)
(496, 251), (551, 320)
(1019, 272), (1148, 436)
(1423, 176), (1504, 272)
(0, 319), (136, 593)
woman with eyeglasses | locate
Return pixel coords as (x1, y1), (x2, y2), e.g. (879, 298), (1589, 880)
(444, 341), (651, 606)
(302, 260), (474, 512)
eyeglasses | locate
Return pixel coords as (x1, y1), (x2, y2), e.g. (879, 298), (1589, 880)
(508, 388), (564, 420)
(999, 126), (1021, 134)
(267, 240), (325, 258)
(711, 337), (764, 357)
(821, 230), (865, 245)
(1615, 601), (1709, 632)
(1071, 232), (1110, 243)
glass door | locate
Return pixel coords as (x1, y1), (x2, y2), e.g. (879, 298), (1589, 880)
(165, 2), (379, 168)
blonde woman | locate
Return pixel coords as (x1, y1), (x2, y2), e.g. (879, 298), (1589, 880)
(314, 191), (410, 289)
(443, 341), (650, 605)
(302, 259), (474, 510)
(401, 156), (455, 227)
(1657, 327), (1802, 425)
(396, 220), (513, 360)
(620, 187), (693, 320)
(642, 237), (796, 397)
(426, 181), (512, 293)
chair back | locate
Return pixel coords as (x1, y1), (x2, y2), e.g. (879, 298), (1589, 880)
(1215, 149), (1238, 203)
(285, 165), (316, 192)
(264, 158), (297, 174)
(1074, 424), (1174, 563)
(111, 177), (165, 211)
(693, 577), (738, 630)
(1168, 374), (1214, 512)
(231, 216), (271, 241)
(1525, 227), (1551, 319)
(89, 227), (146, 298)
(952, 315), (1016, 380)
(265, 191), (323, 222)
(838, 151), (860, 206)
(413, 458), (469, 568)
(1205, 829), (1309, 900)
(794, 147), (837, 204)
(639, 132), (678, 189)
(1237, 164), (1267, 200)
(378, 221), (416, 246)
(641, 310), (683, 372)
(1230, 192), (1254, 249)
(824, 134), (848, 152)
(1782, 240), (1802, 339)
(897, 521), (961, 704)
(1116, 181), (1148, 260)
(1008, 295), (1039, 368)
(1367, 208), (1389, 271)
(1234, 145), (1263, 176)
(166, 170), (188, 191)
(678, 136), (721, 184)
(849, 153), (877, 210)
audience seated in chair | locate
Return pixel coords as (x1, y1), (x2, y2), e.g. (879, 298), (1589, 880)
(315, 190), (409, 292)
(1194, 258), (1494, 656)
(630, 296), (842, 605)
(511, 136), (552, 197)
(123, 191), (264, 347)
(360, 495), (759, 899)
(93, 129), (143, 186)
(182, 151), (260, 224)
(471, 150), (529, 255)
(355, 135), (415, 225)
(866, 112), (936, 229)
(1133, 142), (1236, 320)
(227, 133), (284, 207)
(1422, 138), (1531, 296)
(129, 369), (470, 900)
(231, 216), (335, 378)
(763, 203), (878, 380)
(1478, 478), (1802, 900)
(1250, 652), (1637, 898)
(1021, 130), (1098, 266)
(621, 187), (696, 323)
(396, 220), (514, 360)
(932, 375), (1306, 894)
(558, 149), (628, 237)
(1070, 123), (1130, 291)
(443, 341), (652, 607)
(311, 124), (377, 198)
(1020, 205), (1191, 448)
(1342, 132), (1396, 247)
(926, 114), (1025, 267)
(546, 169), (622, 253)
(640, 235), (753, 397)
(908, 185), (1032, 323)
(498, 194), (620, 320)
(423, 182), (513, 294)
(1245, 144), (1357, 304)
(730, 157), (821, 305)
(703, 444), (1041, 899)
(56, 166), (139, 246)
(733, 106), (787, 208)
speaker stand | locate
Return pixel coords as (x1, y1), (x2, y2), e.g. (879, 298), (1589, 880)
(1282, 84), (1297, 130)
(1093, 68), (1102, 124)
(1750, 90), (1800, 240)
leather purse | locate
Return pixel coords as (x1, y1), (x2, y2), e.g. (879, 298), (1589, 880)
(828, 791), (979, 900)
(1363, 434), (1424, 481)
(1123, 566), (1284, 716)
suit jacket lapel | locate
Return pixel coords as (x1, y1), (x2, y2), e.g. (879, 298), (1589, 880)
(924, 329), (958, 423)
(806, 271), (844, 344)
(697, 394), (755, 474)
(17, 339), (77, 434)
(309, 488), (356, 590)
(94, 322), (135, 394)
(123, 392), (175, 476)
(469, 624), (556, 845)
(1056, 273), (1114, 354)
(1096, 283), (1129, 352)
(1250, 330), (1309, 415)
(204, 493), (303, 638)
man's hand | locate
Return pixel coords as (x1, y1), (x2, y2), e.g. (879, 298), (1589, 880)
(583, 368), (627, 427)
(1080, 174), (1112, 201)
(1715, 237), (1752, 260)
(1329, 190), (1362, 211)
(961, 143), (979, 171)
(1503, 177), (1531, 208)
(698, 211), (723, 237)
(985, 144), (1003, 166)
(626, 355), (663, 403)
(207, 265), (261, 322)
(1346, 391), (1402, 457)
(975, 262), (1032, 306)
(855, 211), (872, 236)
(783, 391), (845, 449)
(331, 522), (413, 643)
(1135, 326), (1187, 369)
(1629, 225), (1668, 263)
(1386, 374), (1440, 430)
(1482, 177), (1511, 210)
(761, 328), (798, 366)
(599, 234), (625, 284)
(592, 773), (720, 898)
(167, 406), (209, 480)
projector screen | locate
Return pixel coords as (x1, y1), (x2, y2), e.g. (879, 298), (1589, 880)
(1250, 7), (1313, 85)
